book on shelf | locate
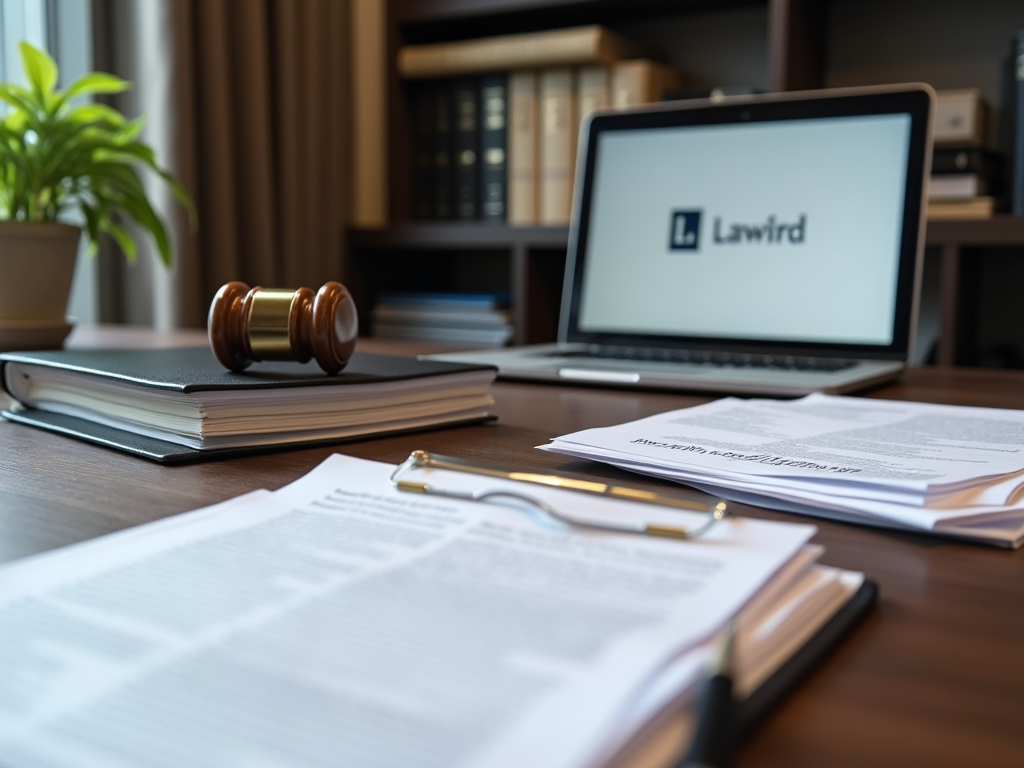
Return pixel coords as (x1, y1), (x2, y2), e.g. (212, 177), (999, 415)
(539, 68), (577, 225)
(453, 79), (480, 220)
(0, 451), (876, 768)
(397, 25), (641, 79)
(479, 75), (508, 221)
(928, 173), (994, 201)
(0, 348), (498, 464)
(927, 196), (997, 220)
(577, 64), (611, 121)
(433, 85), (453, 219)
(931, 147), (1004, 176)
(934, 88), (988, 147)
(927, 92), (1006, 213)
(611, 59), (684, 108)
(412, 87), (435, 220)
(508, 71), (539, 225)
(1011, 30), (1024, 215)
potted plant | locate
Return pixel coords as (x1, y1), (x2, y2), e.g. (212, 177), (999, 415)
(0, 41), (191, 349)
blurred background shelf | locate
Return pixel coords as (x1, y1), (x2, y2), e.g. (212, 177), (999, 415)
(347, 0), (1024, 367)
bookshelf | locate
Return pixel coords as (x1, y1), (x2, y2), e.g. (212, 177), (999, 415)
(347, 0), (1024, 366)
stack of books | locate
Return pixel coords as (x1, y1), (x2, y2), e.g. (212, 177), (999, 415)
(928, 89), (1004, 220)
(399, 25), (683, 226)
(370, 292), (514, 348)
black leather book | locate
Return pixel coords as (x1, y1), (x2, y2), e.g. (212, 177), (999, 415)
(433, 85), (453, 219)
(412, 84), (436, 220)
(0, 347), (497, 464)
(931, 148), (1004, 177)
(1013, 30), (1024, 215)
(479, 74), (508, 221)
(452, 78), (479, 219)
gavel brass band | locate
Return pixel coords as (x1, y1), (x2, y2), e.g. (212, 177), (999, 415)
(208, 281), (358, 374)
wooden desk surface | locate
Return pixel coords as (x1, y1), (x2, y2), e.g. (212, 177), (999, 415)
(2, 327), (1023, 768)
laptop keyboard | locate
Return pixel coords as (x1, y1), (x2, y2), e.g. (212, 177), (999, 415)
(556, 346), (857, 373)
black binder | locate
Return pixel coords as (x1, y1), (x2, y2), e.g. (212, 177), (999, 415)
(0, 347), (497, 464)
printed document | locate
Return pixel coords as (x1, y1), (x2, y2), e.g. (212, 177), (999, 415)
(542, 394), (1024, 546)
(0, 454), (816, 768)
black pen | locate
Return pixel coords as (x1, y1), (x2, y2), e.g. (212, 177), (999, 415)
(677, 622), (737, 768)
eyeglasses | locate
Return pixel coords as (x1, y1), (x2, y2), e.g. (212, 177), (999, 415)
(390, 450), (729, 541)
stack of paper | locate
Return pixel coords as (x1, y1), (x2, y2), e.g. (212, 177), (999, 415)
(0, 454), (864, 768)
(541, 393), (1024, 548)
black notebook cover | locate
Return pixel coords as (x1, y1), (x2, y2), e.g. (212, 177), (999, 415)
(0, 347), (498, 464)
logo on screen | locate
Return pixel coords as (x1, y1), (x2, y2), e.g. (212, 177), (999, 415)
(668, 210), (701, 251)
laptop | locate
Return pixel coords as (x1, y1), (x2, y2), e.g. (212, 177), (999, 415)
(428, 84), (934, 396)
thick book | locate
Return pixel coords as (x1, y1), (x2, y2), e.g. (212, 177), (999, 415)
(432, 86), (454, 219)
(926, 196), (996, 220)
(538, 68), (577, 225)
(934, 88), (987, 146)
(931, 147), (1004, 176)
(453, 78), (479, 220)
(1013, 31), (1024, 215)
(927, 173), (993, 200)
(611, 59), (684, 108)
(397, 25), (640, 79)
(508, 71), (539, 225)
(350, 0), (388, 227)
(577, 65), (611, 122)
(412, 84), (435, 220)
(479, 74), (508, 221)
(0, 348), (497, 464)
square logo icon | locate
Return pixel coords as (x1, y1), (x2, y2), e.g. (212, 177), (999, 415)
(669, 210), (701, 251)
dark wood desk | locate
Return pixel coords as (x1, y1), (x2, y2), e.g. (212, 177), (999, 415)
(2, 328), (1023, 768)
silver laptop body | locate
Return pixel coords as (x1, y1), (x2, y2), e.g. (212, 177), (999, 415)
(428, 85), (935, 396)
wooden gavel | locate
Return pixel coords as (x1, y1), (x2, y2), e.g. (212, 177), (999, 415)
(208, 281), (358, 373)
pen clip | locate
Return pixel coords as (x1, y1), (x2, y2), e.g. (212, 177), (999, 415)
(390, 450), (729, 541)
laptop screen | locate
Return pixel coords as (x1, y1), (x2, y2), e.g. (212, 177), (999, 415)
(564, 89), (931, 359)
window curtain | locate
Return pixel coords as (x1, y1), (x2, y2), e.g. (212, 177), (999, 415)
(95, 0), (352, 329)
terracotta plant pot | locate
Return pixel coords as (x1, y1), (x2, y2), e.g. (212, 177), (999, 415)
(0, 221), (81, 350)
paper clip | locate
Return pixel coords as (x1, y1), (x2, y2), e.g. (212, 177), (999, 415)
(390, 450), (729, 540)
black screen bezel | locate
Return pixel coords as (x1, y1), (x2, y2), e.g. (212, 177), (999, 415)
(561, 88), (932, 361)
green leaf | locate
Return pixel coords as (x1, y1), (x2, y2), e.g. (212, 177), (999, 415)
(66, 103), (127, 128)
(80, 203), (101, 255)
(0, 84), (39, 116)
(19, 42), (58, 101)
(101, 218), (138, 262)
(64, 72), (130, 100)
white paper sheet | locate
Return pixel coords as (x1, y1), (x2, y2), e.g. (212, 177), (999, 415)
(540, 394), (1024, 546)
(549, 394), (1024, 496)
(0, 455), (815, 768)
(543, 441), (1024, 531)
